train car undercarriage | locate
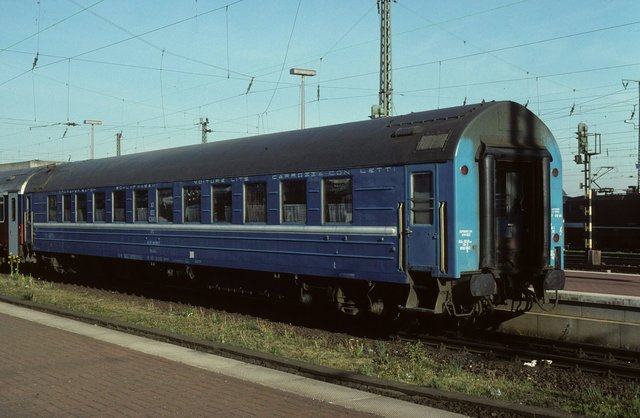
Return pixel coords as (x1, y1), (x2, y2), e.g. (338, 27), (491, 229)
(27, 249), (563, 323)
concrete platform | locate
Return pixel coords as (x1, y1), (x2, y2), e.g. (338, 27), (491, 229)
(496, 288), (640, 349)
(0, 301), (463, 418)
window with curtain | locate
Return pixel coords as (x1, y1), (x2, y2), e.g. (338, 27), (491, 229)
(157, 188), (173, 223)
(183, 186), (201, 223)
(245, 182), (266, 223)
(113, 191), (126, 222)
(212, 185), (232, 223)
(63, 194), (72, 222)
(281, 180), (306, 224)
(47, 195), (57, 222)
(94, 192), (105, 222)
(324, 178), (352, 223)
(76, 193), (87, 222)
(134, 190), (148, 222)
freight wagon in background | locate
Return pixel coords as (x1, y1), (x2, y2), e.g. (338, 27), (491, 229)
(564, 190), (640, 252)
(1, 101), (565, 319)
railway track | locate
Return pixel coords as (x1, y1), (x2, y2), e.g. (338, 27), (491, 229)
(403, 330), (640, 381)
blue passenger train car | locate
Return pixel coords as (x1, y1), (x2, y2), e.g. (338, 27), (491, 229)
(15, 101), (564, 317)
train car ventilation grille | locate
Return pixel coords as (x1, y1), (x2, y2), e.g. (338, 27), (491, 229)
(416, 133), (449, 151)
(391, 126), (424, 138)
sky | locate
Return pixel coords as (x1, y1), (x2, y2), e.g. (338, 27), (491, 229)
(1, 0), (639, 197)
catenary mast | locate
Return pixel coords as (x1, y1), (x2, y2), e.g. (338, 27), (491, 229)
(378, 0), (393, 117)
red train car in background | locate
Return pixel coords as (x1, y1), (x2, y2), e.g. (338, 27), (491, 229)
(0, 162), (52, 264)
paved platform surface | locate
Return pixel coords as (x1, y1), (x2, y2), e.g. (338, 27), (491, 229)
(0, 302), (463, 418)
(565, 270), (640, 298)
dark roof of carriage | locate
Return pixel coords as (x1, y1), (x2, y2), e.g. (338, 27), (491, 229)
(0, 167), (42, 194)
(26, 100), (552, 192)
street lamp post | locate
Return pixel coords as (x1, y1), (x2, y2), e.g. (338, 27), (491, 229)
(289, 68), (316, 129)
(84, 119), (102, 160)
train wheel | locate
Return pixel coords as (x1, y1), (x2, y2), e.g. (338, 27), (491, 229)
(333, 286), (361, 315)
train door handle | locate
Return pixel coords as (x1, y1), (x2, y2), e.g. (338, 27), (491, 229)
(405, 227), (413, 235)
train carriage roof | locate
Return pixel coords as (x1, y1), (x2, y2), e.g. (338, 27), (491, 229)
(26, 100), (553, 192)
(0, 167), (42, 194)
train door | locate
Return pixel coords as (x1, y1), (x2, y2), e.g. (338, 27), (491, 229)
(495, 163), (528, 274)
(480, 152), (549, 280)
(0, 195), (7, 257)
(495, 160), (547, 276)
(26, 195), (32, 248)
(405, 165), (439, 273)
(8, 192), (19, 256)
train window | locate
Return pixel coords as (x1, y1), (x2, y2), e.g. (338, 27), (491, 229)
(11, 197), (16, 222)
(134, 190), (149, 222)
(63, 194), (72, 222)
(411, 173), (434, 224)
(183, 186), (201, 223)
(212, 185), (232, 223)
(157, 188), (173, 223)
(495, 168), (523, 219)
(113, 191), (126, 222)
(47, 196), (57, 222)
(281, 180), (306, 224)
(0, 196), (4, 223)
(76, 194), (87, 222)
(245, 182), (266, 223)
(324, 177), (352, 223)
(94, 192), (105, 222)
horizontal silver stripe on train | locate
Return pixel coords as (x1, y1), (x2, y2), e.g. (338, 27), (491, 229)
(33, 222), (398, 236)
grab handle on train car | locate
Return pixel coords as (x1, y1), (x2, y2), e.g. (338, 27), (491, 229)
(439, 201), (447, 274)
(397, 202), (404, 271)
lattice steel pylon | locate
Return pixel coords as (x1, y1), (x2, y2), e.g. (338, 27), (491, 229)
(378, 0), (393, 117)
(200, 117), (212, 144)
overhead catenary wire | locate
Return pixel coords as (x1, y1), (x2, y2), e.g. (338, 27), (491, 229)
(6, 6), (635, 114)
(160, 48), (166, 128)
(226, 5), (230, 79)
(0, 0), (249, 89)
(0, 1), (637, 192)
(261, 0), (302, 118)
(0, 0), (105, 54)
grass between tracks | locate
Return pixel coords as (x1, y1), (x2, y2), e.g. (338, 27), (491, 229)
(1, 272), (639, 417)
